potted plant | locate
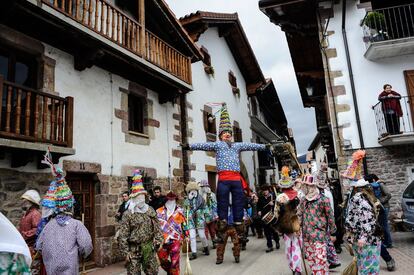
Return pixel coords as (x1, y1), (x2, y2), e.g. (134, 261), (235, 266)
(363, 11), (388, 41)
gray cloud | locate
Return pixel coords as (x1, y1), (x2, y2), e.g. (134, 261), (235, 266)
(167, 0), (316, 155)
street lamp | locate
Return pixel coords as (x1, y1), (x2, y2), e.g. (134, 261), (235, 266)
(306, 83), (314, 97)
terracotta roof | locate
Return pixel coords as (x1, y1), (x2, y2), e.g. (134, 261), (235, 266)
(180, 11), (266, 94)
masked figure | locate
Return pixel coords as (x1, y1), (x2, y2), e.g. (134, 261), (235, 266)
(183, 182), (209, 260)
(156, 191), (187, 275)
(199, 180), (218, 248)
(119, 170), (163, 275)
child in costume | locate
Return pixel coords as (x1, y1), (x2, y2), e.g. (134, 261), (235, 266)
(118, 170), (163, 275)
(157, 191), (187, 275)
(183, 103), (271, 250)
(183, 182), (209, 260)
(36, 163), (92, 275)
(275, 167), (303, 275)
(298, 173), (336, 275)
(199, 180), (218, 248)
(315, 163), (341, 270)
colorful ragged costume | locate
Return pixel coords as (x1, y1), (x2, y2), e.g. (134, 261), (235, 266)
(199, 180), (218, 247)
(156, 191), (187, 275)
(186, 103), (269, 249)
(276, 167), (303, 274)
(298, 174), (336, 275)
(183, 182), (209, 260)
(36, 160), (92, 275)
(119, 170), (163, 275)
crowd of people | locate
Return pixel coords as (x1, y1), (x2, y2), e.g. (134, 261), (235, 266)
(0, 102), (399, 275)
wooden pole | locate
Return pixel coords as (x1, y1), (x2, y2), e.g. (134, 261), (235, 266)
(139, 0), (145, 56)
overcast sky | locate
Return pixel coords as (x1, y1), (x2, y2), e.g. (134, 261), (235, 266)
(167, 0), (317, 155)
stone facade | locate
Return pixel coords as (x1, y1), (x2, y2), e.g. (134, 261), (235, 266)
(340, 145), (414, 215)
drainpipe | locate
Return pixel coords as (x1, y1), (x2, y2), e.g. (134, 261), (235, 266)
(179, 93), (190, 184)
(341, 0), (368, 174)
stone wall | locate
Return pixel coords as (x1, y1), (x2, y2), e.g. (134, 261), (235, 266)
(0, 168), (53, 225)
(341, 145), (414, 214)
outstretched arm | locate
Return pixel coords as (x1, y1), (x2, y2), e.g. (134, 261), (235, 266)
(234, 142), (267, 152)
(188, 142), (217, 151)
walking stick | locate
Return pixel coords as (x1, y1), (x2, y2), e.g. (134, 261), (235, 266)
(184, 209), (192, 275)
(80, 213), (87, 275)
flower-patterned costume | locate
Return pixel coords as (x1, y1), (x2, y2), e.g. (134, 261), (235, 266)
(156, 206), (187, 275)
(298, 194), (336, 274)
(345, 192), (381, 275)
(183, 195), (207, 230)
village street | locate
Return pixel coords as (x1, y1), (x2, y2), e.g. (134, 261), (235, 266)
(88, 232), (414, 275)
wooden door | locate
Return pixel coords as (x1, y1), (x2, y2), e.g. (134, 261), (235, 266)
(67, 174), (95, 263)
(404, 70), (414, 129)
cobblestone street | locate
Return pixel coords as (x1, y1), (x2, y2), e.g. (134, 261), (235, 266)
(87, 232), (414, 275)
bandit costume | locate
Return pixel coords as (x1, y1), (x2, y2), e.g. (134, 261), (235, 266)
(183, 182), (209, 260)
(0, 212), (31, 275)
(298, 174), (336, 275)
(215, 206), (241, 265)
(157, 191), (187, 275)
(343, 151), (382, 275)
(315, 164), (340, 269)
(199, 180), (218, 248)
(276, 167), (303, 275)
(36, 164), (93, 275)
(119, 170), (163, 275)
(184, 103), (270, 245)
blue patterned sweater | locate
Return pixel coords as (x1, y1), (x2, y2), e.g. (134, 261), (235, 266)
(189, 141), (266, 172)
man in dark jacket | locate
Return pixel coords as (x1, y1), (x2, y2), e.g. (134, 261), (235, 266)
(257, 185), (279, 252)
(116, 192), (130, 222)
(149, 186), (166, 211)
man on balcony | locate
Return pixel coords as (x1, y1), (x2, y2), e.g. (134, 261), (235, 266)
(378, 84), (402, 135)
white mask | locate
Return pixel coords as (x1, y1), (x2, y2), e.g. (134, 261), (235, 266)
(136, 194), (146, 209)
(41, 207), (54, 219)
(165, 200), (176, 218)
(129, 194), (148, 213)
(188, 190), (198, 200)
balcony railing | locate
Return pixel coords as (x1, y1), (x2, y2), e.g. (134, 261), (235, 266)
(362, 4), (414, 44)
(42, 0), (192, 84)
(0, 78), (74, 147)
(372, 95), (414, 142)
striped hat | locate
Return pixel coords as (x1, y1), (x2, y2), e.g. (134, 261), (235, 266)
(130, 170), (147, 198)
(218, 103), (232, 135)
(41, 180), (57, 209)
(278, 166), (294, 189)
(302, 173), (315, 185)
(54, 170), (74, 213)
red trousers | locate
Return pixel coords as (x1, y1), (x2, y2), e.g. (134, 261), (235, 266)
(157, 240), (181, 275)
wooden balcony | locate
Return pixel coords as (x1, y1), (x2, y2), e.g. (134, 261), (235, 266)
(0, 77), (74, 148)
(41, 0), (192, 85)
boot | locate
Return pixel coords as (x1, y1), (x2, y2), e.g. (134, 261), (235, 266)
(212, 243), (216, 249)
(234, 256), (240, 263)
(216, 244), (224, 264)
(386, 258), (395, 271)
(202, 246), (210, 256)
(276, 242), (280, 250)
(234, 223), (246, 244)
(216, 220), (228, 244)
(189, 253), (197, 260)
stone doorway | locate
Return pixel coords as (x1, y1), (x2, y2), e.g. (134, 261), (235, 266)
(66, 173), (96, 268)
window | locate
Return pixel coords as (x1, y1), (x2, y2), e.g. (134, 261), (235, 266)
(128, 94), (144, 133)
(200, 46), (211, 66)
(233, 125), (243, 142)
(228, 70), (237, 87)
(251, 98), (258, 116)
(0, 46), (37, 88)
(203, 111), (217, 141)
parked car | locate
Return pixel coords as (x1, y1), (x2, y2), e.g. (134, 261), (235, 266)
(402, 180), (414, 231)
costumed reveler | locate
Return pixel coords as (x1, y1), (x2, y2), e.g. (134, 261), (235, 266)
(298, 173), (336, 274)
(0, 212), (31, 275)
(275, 167), (303, 275)
(119, 170), (163, 275)
(215, 198), (241, 265)
(315, 163), (341, 270)
(343, 150), (382, 275)
(183, 182), (209, 260)
(156, 191), (187, 275)
(183, 103), (271, 256)
(36, 161), (93, 275)
(199, 180), (218, 248)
